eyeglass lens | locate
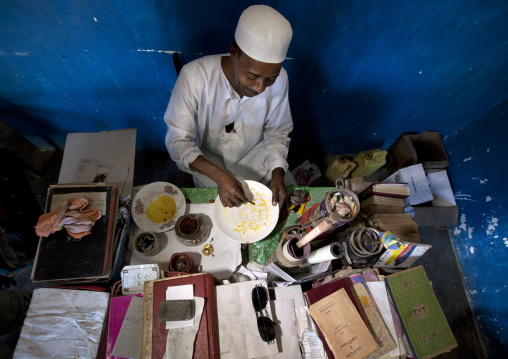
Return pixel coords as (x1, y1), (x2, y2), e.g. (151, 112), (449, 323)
(252, 285), (276, 343)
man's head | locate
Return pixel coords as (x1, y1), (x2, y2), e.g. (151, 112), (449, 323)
(229, 5), (292, 97)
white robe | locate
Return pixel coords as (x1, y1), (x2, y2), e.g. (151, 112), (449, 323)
(164, 54), (293, 187)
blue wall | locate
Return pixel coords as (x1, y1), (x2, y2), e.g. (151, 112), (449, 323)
(445, 98), (508, 357)
(1, 0), (508, 356)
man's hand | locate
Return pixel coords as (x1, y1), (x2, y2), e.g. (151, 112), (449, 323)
(216, 171), (249, 208)
(189, 155), (248, 208)
(270, 167), (287, 207)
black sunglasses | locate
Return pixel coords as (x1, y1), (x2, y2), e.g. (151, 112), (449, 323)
(252, 284), (276, 344)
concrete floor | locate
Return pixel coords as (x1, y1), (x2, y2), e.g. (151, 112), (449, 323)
(3, 150), (486, 358)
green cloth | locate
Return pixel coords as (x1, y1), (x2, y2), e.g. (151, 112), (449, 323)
(181, 185), (335, 266)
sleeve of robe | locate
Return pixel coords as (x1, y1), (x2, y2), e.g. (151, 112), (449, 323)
(261, 67), (293, 175)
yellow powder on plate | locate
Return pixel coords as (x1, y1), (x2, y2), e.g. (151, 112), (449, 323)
(146, 195), (177, 223)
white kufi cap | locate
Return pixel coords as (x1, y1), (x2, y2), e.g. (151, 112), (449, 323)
(235, 5), (292, 63)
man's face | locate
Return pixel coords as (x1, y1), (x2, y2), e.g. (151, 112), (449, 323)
(231, 45), (283, 98)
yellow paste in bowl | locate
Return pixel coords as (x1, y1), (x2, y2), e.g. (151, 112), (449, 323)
(146, 195), (177, 223)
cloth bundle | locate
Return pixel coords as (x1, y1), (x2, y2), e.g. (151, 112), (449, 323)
(35, 197), (101, 239)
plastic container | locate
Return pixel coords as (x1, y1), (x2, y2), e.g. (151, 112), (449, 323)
(350, 149), (388, 177)
(325, 155), (357, 181)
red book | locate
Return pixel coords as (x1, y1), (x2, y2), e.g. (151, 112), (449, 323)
(141, 273), (218, 359)
(304, 277), (365, 359)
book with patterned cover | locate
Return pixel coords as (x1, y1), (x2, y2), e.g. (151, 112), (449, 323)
(385, 266), (457, 359)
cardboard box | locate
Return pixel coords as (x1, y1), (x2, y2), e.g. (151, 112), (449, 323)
(387, 131), (449, 174)
(408, 205), (459, 226)
(404, 170), (458, 226)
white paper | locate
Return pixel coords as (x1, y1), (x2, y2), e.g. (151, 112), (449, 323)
(236, 265), (269, 280)
(75, 159), (129, 197)
(58, 129), (136, 198)
(273, 285), (306, 308)
(130, 203), (241, 280)
(121, 264), (160, 295)
(165, 284), (194, 329)
(163, 297), (205, 359)
(257, 300), (300, 359)
(111, 296), (144, 359)
(265, 263), (297, 283)
(366, 282), (400, 358)
(13, 288), (109, 359)
(216, 280), (279, 358)
(427, 170), (457, 206)
(300, 329), (327, 359)
(383, 164), (433, 205)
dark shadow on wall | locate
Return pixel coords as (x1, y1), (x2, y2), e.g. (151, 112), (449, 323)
(284, 58), (388, 169)
(0, 98), (61, 151)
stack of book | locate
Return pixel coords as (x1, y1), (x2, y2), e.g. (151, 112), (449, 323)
(305, 266), (458, 359)
(31, 183), (123, 284)
(358, 183), (421, 243)
(369, 213), (420, 243)
(359, 182), (410, 216)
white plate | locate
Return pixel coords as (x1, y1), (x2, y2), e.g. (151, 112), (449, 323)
(213, 180), (279, 243)
(132, 182), (186, 232)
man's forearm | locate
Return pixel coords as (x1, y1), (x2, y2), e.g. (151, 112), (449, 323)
(189, 155), (229, 185)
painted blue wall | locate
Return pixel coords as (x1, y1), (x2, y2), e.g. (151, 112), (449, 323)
(1, 0), (508, 356)
(445, 98), (508, 357)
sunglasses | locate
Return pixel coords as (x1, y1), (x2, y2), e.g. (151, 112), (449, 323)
(252, 284), (276, 344)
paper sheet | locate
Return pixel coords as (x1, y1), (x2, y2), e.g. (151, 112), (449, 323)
(13, 288), (109, 359)
(163, 297), (205, 359)
(111, 296), (144, 359)
(58, 129), (136, 199)
(216, 280), (279, 358)
(75, 159), (129, 197)
(257, 300), (300, 359)
(165, 284), (194, 329)
(427, 170), (457, 206)
(366, 282), (400, 358)
(273, 285), (306, 308)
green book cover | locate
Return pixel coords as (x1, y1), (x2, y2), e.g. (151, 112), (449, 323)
(385, 266), (458, 359)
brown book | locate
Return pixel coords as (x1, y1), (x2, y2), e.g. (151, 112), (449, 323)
(370, 214), (419, 234)
(361, 195), (405, 207)
(359, 182), (410, 200)
(309, 288), (379, 359)
(361, 204), (404, 216)
(304, 276), (366, 359)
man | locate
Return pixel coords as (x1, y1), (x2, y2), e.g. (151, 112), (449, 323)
(164, 5), (293, 208)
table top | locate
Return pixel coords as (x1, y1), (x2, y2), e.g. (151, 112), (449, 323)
(179, 185), (335, 266)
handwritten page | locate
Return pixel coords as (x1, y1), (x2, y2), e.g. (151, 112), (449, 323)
(308, 288), (378, 359)
(112, 296), (144, 359)
(216, 280), (279, 358)
(13, 288), (109, 359)
(163, 297), (205, 359)
(165, 284), (194, 329)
